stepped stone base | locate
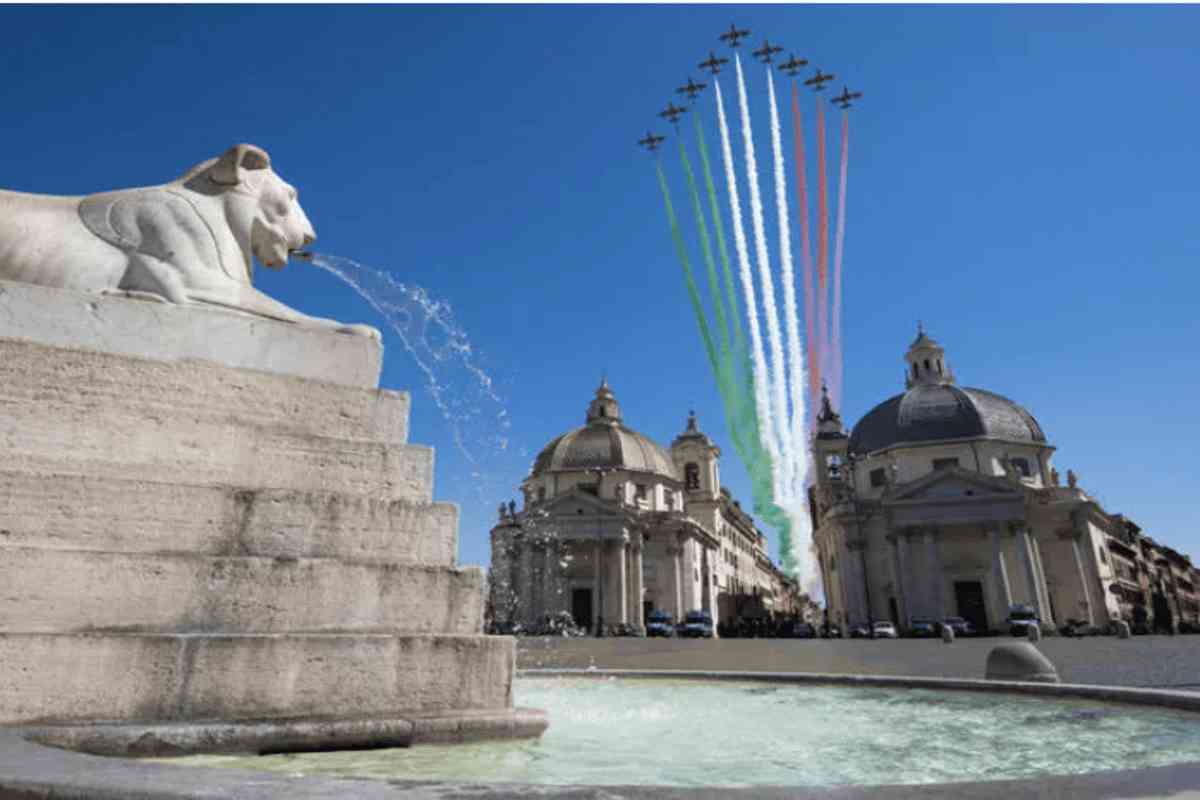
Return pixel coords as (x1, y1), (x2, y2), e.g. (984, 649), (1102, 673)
(0, 282), (535, 751)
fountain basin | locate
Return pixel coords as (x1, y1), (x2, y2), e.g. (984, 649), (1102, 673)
(140, 670), (1200, 792)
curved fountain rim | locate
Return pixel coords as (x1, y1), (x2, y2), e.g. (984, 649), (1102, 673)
(3, 671), (1200, 799)
(519, 667), (1200, 711)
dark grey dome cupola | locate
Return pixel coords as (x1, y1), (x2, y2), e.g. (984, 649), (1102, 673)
(849, 327), (1046, 456)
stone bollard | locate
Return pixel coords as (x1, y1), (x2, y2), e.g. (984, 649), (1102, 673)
(1116, 620), (1131, 639)
(941, 625), (955, 644)
(1026, 624), (1042, 643)
(985, 642), (1059, 683)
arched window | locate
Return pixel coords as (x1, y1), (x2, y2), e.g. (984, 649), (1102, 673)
(537, 487), (546, 502)
(912, 363), (919, 379)
(924, 359), (931, 372)
(685, 463), (701, 491)
(936, 360), (943, 375)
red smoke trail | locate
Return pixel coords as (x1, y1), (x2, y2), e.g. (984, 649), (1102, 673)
(815, 98), (830, 401)
(791, 81), (820, 425)
(831, 111), (850, 410)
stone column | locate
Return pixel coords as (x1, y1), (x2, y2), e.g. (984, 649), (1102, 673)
(632, 541), (645, 628)
(1016, 526), (1045, 620)
(889, 534), (910, 627)
(615, 540), (628, 625)
(988, 524), (1013, 630)
(520, 540), (536, 627)
(1061, 529), (1096, 626)
(924, 529), (944, 619)
(542, 543), (557, 618)
(593, 538), (603, 633)
(1031, 535), (1054, 625)
(666, 542), (682, 620)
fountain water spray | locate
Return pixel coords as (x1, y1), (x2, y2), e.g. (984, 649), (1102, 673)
(302, 253), (521, 508)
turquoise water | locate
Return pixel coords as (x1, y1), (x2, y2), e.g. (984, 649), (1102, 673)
(161, 677), (1200, 787)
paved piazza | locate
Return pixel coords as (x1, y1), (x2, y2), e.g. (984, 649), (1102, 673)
(519, 635), (1200, 692)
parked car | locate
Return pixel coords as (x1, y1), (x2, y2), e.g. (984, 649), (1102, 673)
(849, 624), (871, 639)
(822, 624), (842, 639)
(872, 621), (899, 639)
(942, 616), (975, 637)
(790, 622), (817, 639)
(909, 618), (938, 638)
(645, 610), (676, 638)
(1006, 604), (1041, 637)
(681, 610), (715, 639)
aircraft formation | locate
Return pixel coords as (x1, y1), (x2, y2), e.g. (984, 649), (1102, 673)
(639, 23), (863, 153)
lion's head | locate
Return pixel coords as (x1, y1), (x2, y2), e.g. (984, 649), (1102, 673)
(182, 144), (316, 272)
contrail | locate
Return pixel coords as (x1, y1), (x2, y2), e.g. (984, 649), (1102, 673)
(655, 158), (719, 375)
(815, 98), (831, 397)
(679, 129), (732, 371)
(831, 110), (850, 409)
(767, 68), (808, 507)
(791, 81), (820, 429)
(714, 76), (782, 496)
(734, 53), (793, 499)
(694, 112), (745, 361)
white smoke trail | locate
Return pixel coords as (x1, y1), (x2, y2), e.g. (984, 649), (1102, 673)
(766, 68), (809, 507)
(831, 112), (850, 409)
(714, 77), (782, 498)
(734, 54), (794, 500)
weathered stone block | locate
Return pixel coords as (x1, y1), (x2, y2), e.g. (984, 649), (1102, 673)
(0, 280), (383, 387)
(0, 633), (515, 725)
(0, 337), (409, 445)
(0, 548), (484, 635)
(0, 473), (457, 565)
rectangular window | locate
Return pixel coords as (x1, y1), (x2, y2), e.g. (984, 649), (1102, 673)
(932, 458), (959, 471)
(869, 468), (886, 487)
(1011, 457), (1032, 477)
(635, 484), (648, 499)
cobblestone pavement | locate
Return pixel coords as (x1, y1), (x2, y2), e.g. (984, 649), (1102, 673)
(518, 635), (1200, 691)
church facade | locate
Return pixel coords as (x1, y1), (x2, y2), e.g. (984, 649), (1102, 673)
(812, 328), (1200, 634)
(489, 380), (804, 635)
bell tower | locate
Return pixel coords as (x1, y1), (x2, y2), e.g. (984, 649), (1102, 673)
(904, 323), (955, 388)
(671, 410), (720, 501)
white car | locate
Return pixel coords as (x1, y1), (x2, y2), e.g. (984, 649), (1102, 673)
(872, 621), (898, 639)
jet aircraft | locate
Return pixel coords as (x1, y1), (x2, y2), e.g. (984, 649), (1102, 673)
(698, 51), (730, 75)
(638, 131), (666, 152)
(658, 102), (688, 124)
(676, 77), (708, 101)
(778, 54), (808, 76)
(752, 40), (783, 63)
(718, 24), (750, 48)
(832, 87), (863, 108)
(804, 69), (835, 91)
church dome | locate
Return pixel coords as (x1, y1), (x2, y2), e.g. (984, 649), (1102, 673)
(848, 384), (1046, 456)
(530, 380), (680, 480)
(847, 327), (1047, 456)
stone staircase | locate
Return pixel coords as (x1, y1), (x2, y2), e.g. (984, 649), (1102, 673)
(0, 281), (542, 754)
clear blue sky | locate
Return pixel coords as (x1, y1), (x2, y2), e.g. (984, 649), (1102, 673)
(5, 5), (1198, 571)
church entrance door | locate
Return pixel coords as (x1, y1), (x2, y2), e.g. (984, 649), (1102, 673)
(572, 588), (593, 632)
(954, 580), (987, 633)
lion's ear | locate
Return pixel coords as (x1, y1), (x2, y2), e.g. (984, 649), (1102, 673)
(209, 144), (272, 186)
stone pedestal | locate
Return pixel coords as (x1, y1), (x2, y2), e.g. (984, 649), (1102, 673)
(0, 281), (544, 754)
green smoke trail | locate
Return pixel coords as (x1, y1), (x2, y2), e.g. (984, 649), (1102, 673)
(655, 159), (718, 376)
(678, 137), (732, 371)
(694, 113), (745, 361)
(693, 120), (799, 576)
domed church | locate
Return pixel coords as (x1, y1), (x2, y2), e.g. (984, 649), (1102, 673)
(489, 380), (804, 635)
(811, 326), (1195, 634)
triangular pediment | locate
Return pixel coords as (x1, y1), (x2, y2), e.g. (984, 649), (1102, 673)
(540, 489), (627, 518)
(888, 467), (1021, 503)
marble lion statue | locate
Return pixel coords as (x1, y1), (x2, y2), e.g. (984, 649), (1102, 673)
(0, 143), (375, 337)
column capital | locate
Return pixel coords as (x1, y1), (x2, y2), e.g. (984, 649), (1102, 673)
(1055, 527), (1082, 542)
